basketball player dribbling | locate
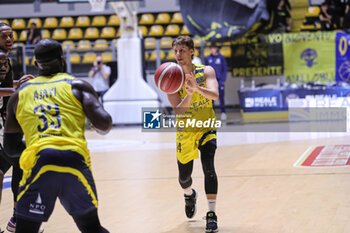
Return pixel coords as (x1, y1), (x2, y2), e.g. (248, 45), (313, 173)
(4, 39), (112, 233)
(167, 35), (220, 232)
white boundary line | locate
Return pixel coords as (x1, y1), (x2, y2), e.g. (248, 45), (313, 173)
(293, 146), (314, 167)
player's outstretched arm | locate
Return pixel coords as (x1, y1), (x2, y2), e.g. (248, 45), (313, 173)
(0, 87), (15, 97)
(3, 91), (25, 158)
(72, 79), (112, 134)
(0, 74), (36, 97)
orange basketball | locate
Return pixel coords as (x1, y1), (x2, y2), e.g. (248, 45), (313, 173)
(154, 62), (185, 94)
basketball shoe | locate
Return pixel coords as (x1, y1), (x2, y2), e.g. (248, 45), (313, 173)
(184, 189), (197, 218)
(205, 211), (218, 232)
(7, 217), (44, 233)
(6, 217), (15, 232)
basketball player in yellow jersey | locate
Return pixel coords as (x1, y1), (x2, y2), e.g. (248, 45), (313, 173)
(168, 36), (220, 233)
(3, 39), (112, 233)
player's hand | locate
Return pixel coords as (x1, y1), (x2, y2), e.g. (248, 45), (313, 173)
(185, 72), (197, 95)
(17, 74), (35, 89)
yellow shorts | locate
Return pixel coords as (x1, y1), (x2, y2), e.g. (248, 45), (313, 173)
(176, 130), (217, 164)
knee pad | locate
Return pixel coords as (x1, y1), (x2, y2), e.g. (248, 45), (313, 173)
(177, 160), (193, 189)
(178, 176), (192, 189)
(200, 143), (218, 194)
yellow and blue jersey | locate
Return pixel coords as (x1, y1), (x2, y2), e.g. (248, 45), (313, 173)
(176, 63), (216, 131)
(16, 73), (89, 181)
(175, 64), (217, 164)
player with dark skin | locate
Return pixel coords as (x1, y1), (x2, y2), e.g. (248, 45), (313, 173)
(0, 51), (32, 98)
(0, 23), (34, 90)
(0, 23), (22, 88)
(0, 50), (10, 204)
(5, 75), (112, 136)
(0, 23), (37, 233)
(0, 51), (11, 96)
(0, 50), (32, 204)
(4, 39), (112, 233)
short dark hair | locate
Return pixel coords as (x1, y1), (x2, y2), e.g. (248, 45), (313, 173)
(172, 36), (194, 50)
(34, 39), (66, 76)
(35, 39), (63, 63)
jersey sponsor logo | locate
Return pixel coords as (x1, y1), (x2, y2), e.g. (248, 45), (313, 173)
(29, 193), (46, 215)
(195, 76), (205, 84)
(191, 98), (211, 108)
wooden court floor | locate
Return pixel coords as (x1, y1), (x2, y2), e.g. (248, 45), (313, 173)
(1, 125), (350, 233)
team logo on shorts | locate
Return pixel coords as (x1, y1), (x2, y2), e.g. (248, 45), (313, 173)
(29, 193), (46, 215)
(143, 110), (162, 129)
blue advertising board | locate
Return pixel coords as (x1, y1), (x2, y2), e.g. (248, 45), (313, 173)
(238, 89), (282, 112)
(239, 87), (350, 112)
(335, 32), (350, 82)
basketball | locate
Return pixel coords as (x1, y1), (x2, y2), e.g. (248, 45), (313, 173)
(154, 62), (185, 94)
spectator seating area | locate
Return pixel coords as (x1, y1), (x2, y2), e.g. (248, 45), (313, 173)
(288, 0), (308, 32)
(300, 1), (350, 32)
(0, 12), (232, 70)
(300, 6), (323, 31)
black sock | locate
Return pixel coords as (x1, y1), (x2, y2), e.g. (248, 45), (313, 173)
(13, 208), (16, 222)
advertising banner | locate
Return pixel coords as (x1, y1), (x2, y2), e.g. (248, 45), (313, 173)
(238, 89), (282, 112)
(335, 32), (350, 82)
(283, 31), (336, 84)
(232, 33), (284, 77)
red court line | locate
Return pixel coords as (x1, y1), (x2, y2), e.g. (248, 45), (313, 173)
(302, 146), (325, 166)
(347, 158), (350, 165)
